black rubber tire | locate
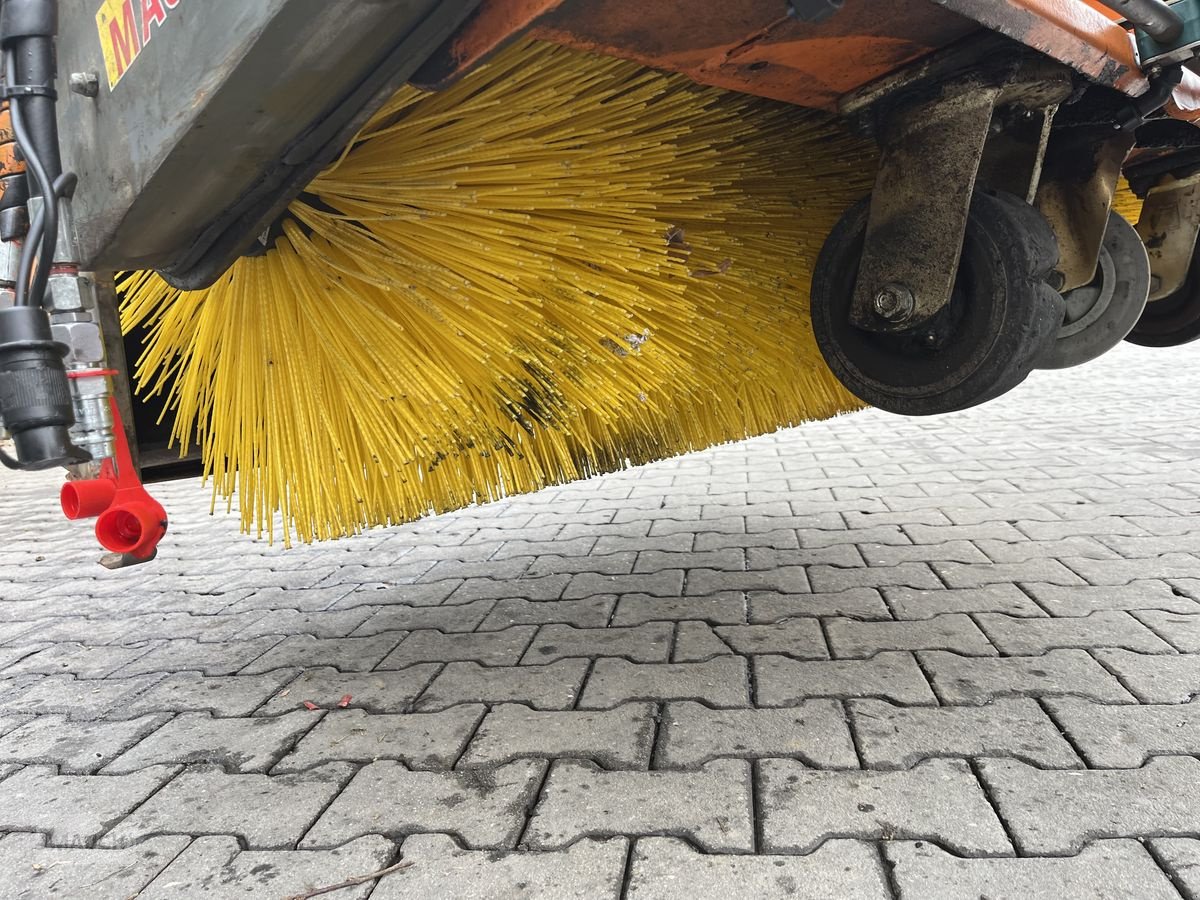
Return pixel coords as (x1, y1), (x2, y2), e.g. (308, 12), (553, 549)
(1040, 210), (1149, 370)
(810, 191), (1064, 416)
(1126, 244), (1200, 347)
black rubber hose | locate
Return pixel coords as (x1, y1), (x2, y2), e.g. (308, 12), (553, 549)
(1094, 0), (1185, 44)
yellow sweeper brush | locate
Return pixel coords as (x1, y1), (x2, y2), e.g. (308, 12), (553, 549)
(119, 38), (878, 544)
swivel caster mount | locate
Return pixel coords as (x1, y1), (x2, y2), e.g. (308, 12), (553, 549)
(811, 190), (1064, 416)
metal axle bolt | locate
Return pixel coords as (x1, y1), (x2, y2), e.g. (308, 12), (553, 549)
(872, 283), (915, 323)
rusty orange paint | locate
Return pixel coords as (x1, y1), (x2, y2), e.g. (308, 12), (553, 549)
(0, 142), (24, 177)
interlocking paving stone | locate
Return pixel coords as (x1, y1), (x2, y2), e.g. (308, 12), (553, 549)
(685, 567), (812, 595)
(933, 559), (1086, 589)
(1024, 581), (1200, 616)
(1046, 698), (1200, 766)
(1149, 838), (1200, 898)
(1133, 609), (1200, 652)
(379, 627), (535, 669)
(302, 759), (545, 849)
(672, 621), (735, 661)
(274, 706), (484, 772)
(1065, 553), (1200, 586)
(563, 570), (683, 599)
(579, 657), (750, 708)
(101, 763), (354, 850)
(258, 665), (440, 715)
(459, 702), (654, 769)
(477, 597), (615, 631)
(0, 832), (189, 899)
(242, 633), (406, 674)
(522, 623), (672, 663)
(350, 598), (495, 635)
(139, 834), (394, 900)
(377, 834), (626, 899)
(1094, 648), (1200, 702)
(885, 840), (1180, 900)
(759, 758), (1011, 855)
(5, 642), (157, 678)
(883, 585), (1045, 620)
(0, 713), (166, 773)
(858, 539), (987, 566)
(335, 582), (461, 609)
(627, 837), (889, 900)
(711, 618), (827, 658)
(0, 764), (174, 846)
(19, 611), (266, 646)
(756, 651), (937, 706)
(920, 649), (1136, 705)
(657, 700), (857, 769)
(978, 756), (1200, 854)
(416, 660), (588, 711)
(114, 637), (283, 677)
(233, 607), (377, 640)
(105, 709), (321, 773)
(975, 611), (1174, 655)
(974, 536), (1120, 562)
(808, 563), (942, 593)
(826, 614), (997, 658)
(747, 589), (891, 621)
(850, 698), (1081, 769)
(0, 673), (161, 718)
(524, 759), (753, 852)
(610, 592), (746, 625)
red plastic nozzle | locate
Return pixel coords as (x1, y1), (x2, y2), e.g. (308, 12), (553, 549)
(96, 496), (168, 558)
(60, 476), (117, 520)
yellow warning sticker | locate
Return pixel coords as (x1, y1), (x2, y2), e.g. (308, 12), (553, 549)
(96, 0), (181, 90)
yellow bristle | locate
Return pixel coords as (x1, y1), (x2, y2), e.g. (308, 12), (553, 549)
(120, 38), (878, 545)
(1112, 177), (1143, 227)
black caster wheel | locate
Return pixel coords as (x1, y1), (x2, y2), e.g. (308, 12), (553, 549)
(810, 191), (1065, 416)
(1126, 245), (1200, 347)
(1039, 210), (1149, 369)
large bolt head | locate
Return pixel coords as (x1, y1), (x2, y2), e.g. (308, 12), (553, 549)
(46, 275), (96, 313)
(51, 321), (103, 366)
(872, 283), (916, 322)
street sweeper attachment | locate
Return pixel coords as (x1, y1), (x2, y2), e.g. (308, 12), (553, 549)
(8, 0), (1200, 553)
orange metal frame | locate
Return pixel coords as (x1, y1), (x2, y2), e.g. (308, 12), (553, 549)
(415, 0), (1200, 125)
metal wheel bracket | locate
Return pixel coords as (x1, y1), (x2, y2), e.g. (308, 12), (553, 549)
(1134, 170), (1200, 301)
(848, 59), (1073, 334)
(1035, 132), (1136, 293)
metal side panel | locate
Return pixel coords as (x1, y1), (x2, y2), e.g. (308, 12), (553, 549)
(57, 0), (480, 281)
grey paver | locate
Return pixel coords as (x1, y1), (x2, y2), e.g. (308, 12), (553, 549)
(124, 670), (296, 717)
(756, 652), (937, 706)
(850, 698), (1081, 769)
(826, 614), (997, 658)
(379, 627), (534, 669)
(808, 563), (941, 593)
(274, 706), (484, 772)
(242, 633), (405, 674)
(933, 559), (1085, 588)
(258, 665), (440, 715)
(976, 611), (1173, 655)
(759, 758), (1010, 855)
(713, 618), (827, 658)
(672, 621), (735, 661)
(610, 592), (746, 626)
(657, 700), (858, 769)
(579, 657), (750, 708)
(522, 623), (672, 663)
(748, 589), (891, 621)
(921, 649), (1136, 705)
(350, 599), (495, 635)
(114, 637), (284, 677)
(884, 585), (1045, 620)
(101, 763), (354, 850)
(0, 713), (166, 773)
(302, 759), (545, 849)
(105, 709), (321, 773)
(417, 660), (588, 710)
(1094, 648), (1200, 702)
(979, 756), (1200, 854)
(858, 540), (986, 566)
(0, 673), (161, 719)
(886, 840), (1180, 900)
(139, 834), (394, 899)
(5, 642), (157, 678)
(627, 837), (889, 900)
(1134, 609), (1200, 652)
(460, 702), (655, 769)
(0, 832), (189, 899)
(0, 764), (174, 846)
(1065, 553), (1200, 586)
(525, 759), (753, 853)
(1025, 581), (1200, 616)
(477, 597), (615, 631)
(1047, 698), (1200, 766)
(377, 834), (626, 900)
(1149, 838), (1200, 899)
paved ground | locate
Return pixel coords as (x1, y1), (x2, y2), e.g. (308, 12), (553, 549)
(1, 342), (1199, 898)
